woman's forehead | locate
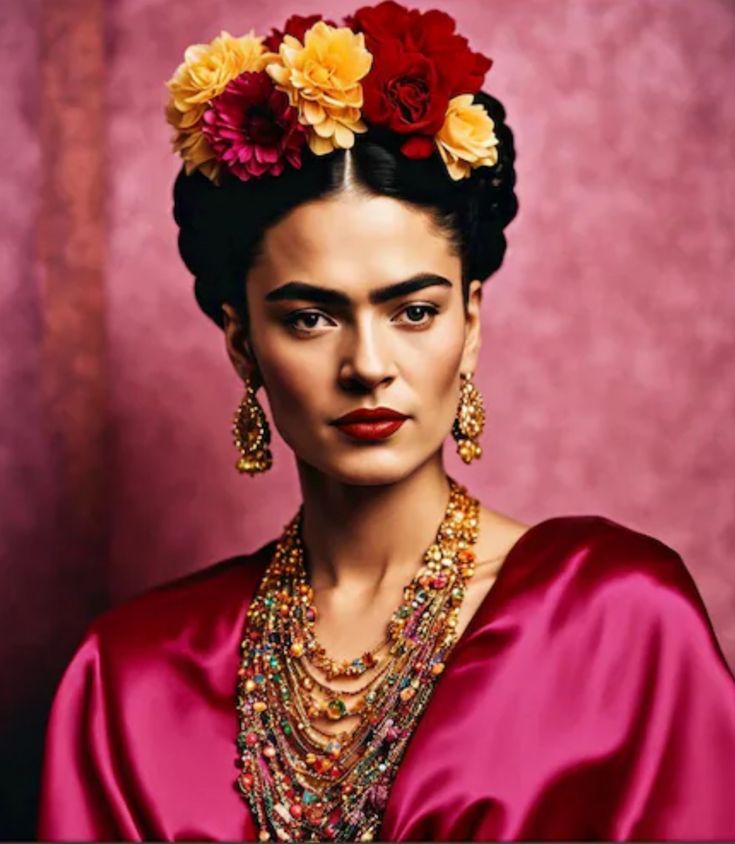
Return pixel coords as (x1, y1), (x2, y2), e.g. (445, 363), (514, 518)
(253, 193), (460, 287)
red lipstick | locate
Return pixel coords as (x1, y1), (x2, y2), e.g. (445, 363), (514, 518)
(331, 407), (409, 441)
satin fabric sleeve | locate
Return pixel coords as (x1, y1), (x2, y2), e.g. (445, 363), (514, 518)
(617, 549), (735, 837)
(379, 520), (735, 840)
(36, 622), (143, 841)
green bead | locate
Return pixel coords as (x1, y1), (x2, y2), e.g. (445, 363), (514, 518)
(326, 698), (347, 720)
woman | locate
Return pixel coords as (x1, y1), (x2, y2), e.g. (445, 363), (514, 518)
(37, 4), (735, 841)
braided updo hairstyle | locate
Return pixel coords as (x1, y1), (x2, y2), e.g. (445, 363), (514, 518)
(172, 90), (517, 332)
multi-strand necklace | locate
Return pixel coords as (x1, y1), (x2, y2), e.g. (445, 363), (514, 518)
(233, 477), (480, 841)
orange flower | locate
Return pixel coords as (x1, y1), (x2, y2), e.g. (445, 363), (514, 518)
(266, 21), (373, 155)
(435, 94), (499, 181)
(164, 31), (278, 183)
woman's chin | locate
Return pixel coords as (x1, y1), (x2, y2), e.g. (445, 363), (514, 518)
(306, 448), (423, 486)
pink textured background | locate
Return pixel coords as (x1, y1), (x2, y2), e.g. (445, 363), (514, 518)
(1, 0), (734, 837)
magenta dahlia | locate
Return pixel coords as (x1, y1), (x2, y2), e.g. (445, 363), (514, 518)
(201, 70), (307, 181)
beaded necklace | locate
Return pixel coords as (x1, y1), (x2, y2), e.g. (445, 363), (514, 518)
(234, 478), (480, 841)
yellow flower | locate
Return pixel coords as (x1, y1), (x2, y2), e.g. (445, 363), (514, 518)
(164, 31), (277, 183)
(435, 94), (500, 181)
(266, 21), (373, 156)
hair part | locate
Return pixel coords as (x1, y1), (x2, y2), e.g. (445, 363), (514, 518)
(173, 91), (518, 333)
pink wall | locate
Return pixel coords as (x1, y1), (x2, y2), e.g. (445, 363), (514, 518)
(2, 0), (734, 836)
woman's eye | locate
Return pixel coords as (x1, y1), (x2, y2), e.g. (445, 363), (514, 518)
(284, 311), (331, 332)
(395, 304), (439, 327)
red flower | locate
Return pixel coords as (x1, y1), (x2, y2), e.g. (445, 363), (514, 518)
(263, 13), (338, 52)
(361, 39), (449, 158)
(201, 71), (307, 182)
(345, 1), (493, 159)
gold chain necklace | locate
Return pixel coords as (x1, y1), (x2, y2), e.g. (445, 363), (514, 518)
(234, 477), (480, 841)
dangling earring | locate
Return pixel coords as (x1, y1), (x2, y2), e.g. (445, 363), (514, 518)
(232, 376), (273, 475)
(452, 371), (485, 464)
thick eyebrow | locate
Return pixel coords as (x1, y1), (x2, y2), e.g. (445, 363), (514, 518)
(263, 273), (453, 306)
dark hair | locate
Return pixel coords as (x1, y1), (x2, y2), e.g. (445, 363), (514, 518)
(172, 90), (517, 331)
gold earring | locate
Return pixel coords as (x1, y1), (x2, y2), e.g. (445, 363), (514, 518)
(232, 376), (273, 475)
(452, 371), (485, 464)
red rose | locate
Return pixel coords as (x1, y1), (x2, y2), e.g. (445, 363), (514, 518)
(361, 39), (450, 158)
(263, 14), (338, 52)
(345, 1), (493, 158)
(346, 1), (491, 95)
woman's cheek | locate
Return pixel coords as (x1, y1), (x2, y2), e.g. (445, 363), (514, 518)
(263, 357), (328, 434)
(427, 351), (465, 427)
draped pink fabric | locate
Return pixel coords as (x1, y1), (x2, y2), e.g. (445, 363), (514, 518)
(37, 514), (735, 841)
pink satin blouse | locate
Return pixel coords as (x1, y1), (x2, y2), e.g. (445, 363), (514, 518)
(37, 514), (735, 840)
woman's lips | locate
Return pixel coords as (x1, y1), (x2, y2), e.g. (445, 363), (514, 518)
(333, 418), (407, 441)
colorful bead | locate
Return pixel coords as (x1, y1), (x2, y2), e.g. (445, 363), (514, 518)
(325, 698), (347, 720)
(325, 739), (341, 758)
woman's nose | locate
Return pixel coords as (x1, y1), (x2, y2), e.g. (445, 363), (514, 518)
(338, 317), (396, 390)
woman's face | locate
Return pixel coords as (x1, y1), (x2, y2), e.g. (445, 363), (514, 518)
(223, 190), (482, 485)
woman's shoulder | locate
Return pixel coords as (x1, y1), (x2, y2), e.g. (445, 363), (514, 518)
(511, 512), (718, 639)
(537, 511), (688, 581)
(528, 511), (696, 587)
(496, 509), (680, 571)
(474, 507), (708, 631)
(484, 506), (690, 588)
(83, 537), (277, 657)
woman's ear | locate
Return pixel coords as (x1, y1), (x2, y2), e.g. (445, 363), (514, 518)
(460, 279), (483, 373)
(221, 303), (260, 385)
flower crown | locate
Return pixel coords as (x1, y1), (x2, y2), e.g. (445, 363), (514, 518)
(164, 1), (500, 186)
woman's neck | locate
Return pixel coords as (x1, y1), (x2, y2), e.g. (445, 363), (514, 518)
(296, 455), (454, 595)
